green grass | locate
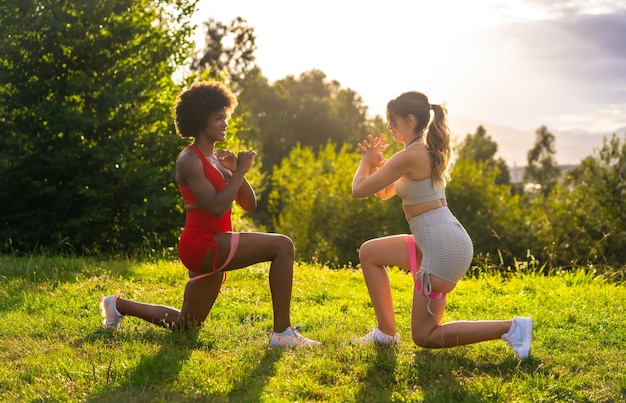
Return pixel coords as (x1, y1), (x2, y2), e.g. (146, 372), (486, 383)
(1, 255), (625, 402)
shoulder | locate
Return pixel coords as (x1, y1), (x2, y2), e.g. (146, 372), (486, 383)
(178, 145), (198, 162)
(388, 145), (430, 178)
(377, 148), (414, 177)
(388, 146), (426, 165)
(404, 144), (430, 164)
(177, 147), (201, 173)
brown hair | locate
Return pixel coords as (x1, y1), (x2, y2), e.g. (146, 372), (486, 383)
(386, 91), (453, 187)
(174, 81), (238, 138)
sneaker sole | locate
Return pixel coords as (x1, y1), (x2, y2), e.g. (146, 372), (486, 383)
(516, 318), (533, 359)
(269, 339), (320, 348)
(99, 296), (120, 330)
(351, 338), (399, 345)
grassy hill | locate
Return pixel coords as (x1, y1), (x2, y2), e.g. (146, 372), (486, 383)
(1, 256), (624, 402)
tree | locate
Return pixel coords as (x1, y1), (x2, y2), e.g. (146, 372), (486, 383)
(191, 16), (257, 92)
(0, 0), (198, 254)
(235, 69), (377, 230)
(523, 125), (561, 197)
(241, 69), (372, 171)
(538, 134), (626, 269)
(457, 125), (510, 184)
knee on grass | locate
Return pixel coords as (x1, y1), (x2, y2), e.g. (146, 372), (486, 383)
(166, 316), (204, 331)
(411, 330), (445, 349)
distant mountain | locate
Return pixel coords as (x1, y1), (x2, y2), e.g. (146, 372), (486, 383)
(448, 116), (624, 167)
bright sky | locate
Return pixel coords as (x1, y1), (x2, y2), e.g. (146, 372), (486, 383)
(194, 0), (626, 135)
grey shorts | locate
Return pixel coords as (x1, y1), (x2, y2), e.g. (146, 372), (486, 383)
(408, 206), (474, 284)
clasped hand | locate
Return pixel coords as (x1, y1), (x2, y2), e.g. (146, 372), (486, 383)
(358, 134), (389, 167)
(216, 149), (257, 173)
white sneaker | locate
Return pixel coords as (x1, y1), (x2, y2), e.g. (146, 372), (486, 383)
(502, 317), (532, 359)
(100, 295), (124, 330)
(352, 326), (400, 345)
(269, 326), (320, 347)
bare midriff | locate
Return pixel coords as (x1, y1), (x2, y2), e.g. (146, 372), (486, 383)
(404, 198), (447, 221)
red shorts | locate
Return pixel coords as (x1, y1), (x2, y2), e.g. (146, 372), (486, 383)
(178, 229), (219, 273)
(178, 209), (233, 274)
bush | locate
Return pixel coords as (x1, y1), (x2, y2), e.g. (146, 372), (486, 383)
(269, 143), (406, 266)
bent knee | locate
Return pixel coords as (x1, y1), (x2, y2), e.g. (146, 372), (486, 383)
(411, 330), (444, 348)
(412, 336), (433, 348)
(275, 233), (295, 258)
(172, 316), (204, 331)
(358, 239), (378, 261)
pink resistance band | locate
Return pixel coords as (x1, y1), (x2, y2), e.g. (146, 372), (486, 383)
(188, 233), (240, 282)
(407, 235), (446, 300)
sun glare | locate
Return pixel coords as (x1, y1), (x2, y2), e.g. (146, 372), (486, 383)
(193, 0), (626, 134)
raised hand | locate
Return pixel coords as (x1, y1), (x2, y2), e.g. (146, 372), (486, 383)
(358, 134), (389, 167)
(216, 149), (238, 172)
(358, 134), (388, 154)
(235, 150), (257, 174)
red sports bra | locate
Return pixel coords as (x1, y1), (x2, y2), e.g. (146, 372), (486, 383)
(178, 144), (228, 205)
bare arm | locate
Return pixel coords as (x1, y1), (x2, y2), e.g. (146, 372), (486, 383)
(352, 134), (407, 199)
(372, 163), (396, 200)
(178, 149), (257, 217)
(216, 149), (257, 212)
(234, 177), (257, 212)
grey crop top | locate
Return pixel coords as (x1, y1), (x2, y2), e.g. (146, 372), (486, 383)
(394, 175), (445, 205)
(393, 142), (445, 205)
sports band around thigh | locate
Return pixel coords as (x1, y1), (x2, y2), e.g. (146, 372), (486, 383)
(187, 232), (240, 282)
(407, 235), (446, 300)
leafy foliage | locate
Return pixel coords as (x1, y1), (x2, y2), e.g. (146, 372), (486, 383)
(456, 125), (510, 184)
(269, 143), (406, 266)
(0, 0), (198, 254)
(533, 134), (626, 269)
(238, 69), (374, 172)
(191, 16), (257, 92)
(1, 3), (624, 279)
(524, 125), (561, 197)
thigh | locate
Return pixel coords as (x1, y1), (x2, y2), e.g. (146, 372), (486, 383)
(214, 231), (294, 271)
(360, 234), (421, 272)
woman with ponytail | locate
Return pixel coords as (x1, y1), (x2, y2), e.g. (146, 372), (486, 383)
(351, 91), (532, 359)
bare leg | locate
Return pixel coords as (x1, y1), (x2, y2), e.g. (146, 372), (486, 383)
(220, 232), (294, 332)
(396, 234), (515, 347)
(114, 232), (295, 332)
(359, 234), (514, 347)
(115, 271), (225, 329)
(359, 235), (417, 336)
(411, 290), (512, 347)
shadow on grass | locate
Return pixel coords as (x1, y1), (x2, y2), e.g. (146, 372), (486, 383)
(84, 329), (203, 403)
(209, 347), (284, 402)
(82, 328), (284, 402)
(352, 343), (540, 402)
(408, 349), (540, 401)
(355, 344), (398, 403)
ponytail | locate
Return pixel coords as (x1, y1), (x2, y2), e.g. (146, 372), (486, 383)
(426, 103), (453, 188)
